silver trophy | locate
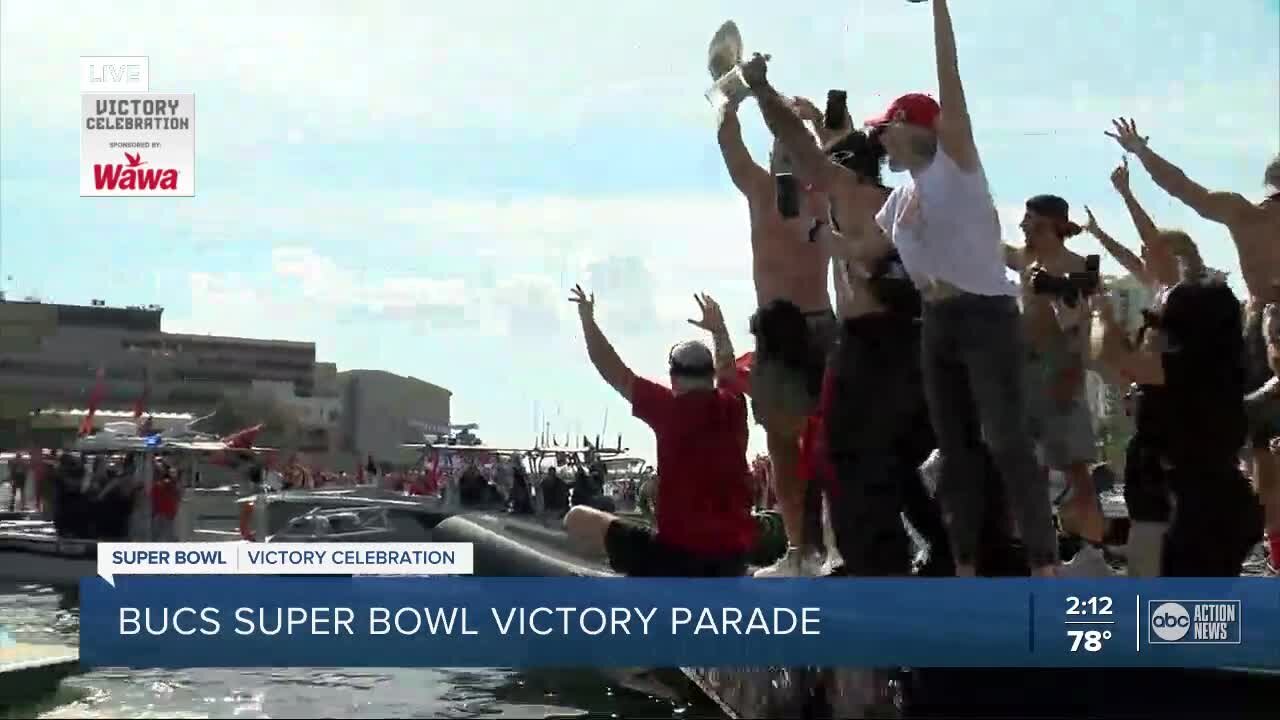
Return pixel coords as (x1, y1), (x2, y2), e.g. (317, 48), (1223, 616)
(705, 21), (751, 111)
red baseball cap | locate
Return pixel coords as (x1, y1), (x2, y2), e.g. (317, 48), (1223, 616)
(865, 93), (941, 129)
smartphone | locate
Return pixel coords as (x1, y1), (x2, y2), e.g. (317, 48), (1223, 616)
(775, 173), (800, 218)
(1085, 254), (1101, 273)
(824, 90), (848, 130)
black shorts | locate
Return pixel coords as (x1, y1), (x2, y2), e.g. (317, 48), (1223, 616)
(604, 520), (748, 577)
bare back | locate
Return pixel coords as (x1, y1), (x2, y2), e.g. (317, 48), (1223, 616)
(746, 186), (832, 312)
(1231, 202), (1280, 302)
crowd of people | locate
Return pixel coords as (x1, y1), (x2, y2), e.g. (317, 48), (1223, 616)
(566, 0), (1279, 580)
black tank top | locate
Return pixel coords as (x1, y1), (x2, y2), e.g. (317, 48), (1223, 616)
(867, 250), (923, 320)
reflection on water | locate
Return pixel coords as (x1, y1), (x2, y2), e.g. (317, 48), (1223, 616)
(0, 583), (719, 719)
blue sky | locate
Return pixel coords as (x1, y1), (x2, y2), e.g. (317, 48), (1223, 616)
(1, 0), (1277, 464)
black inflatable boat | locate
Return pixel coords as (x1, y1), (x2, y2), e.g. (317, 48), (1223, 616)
(435, 513), (1280, 719)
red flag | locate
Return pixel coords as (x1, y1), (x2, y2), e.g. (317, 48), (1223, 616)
(720, 352), (754, 396)
(797, 366), (837, 492)
(427, 451), (441, 494)
(221, 423), (264, 449)
(78, 367), (107, 436)
(133, 366), (151, 419)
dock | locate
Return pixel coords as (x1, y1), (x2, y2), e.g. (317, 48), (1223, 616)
(0, 643), (81, 708)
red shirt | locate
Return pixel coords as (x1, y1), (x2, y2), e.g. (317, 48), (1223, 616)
(631, 377), (756, 555)
(151, 480), (180, 519)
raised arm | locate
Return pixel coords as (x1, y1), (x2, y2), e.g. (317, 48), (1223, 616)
(931, 0), (979, 171)
(1084, 205), (1149, 285)
(1110, 158), (1159, 248)
(718, 101), (770, 195)
(688, 293), (737, 387)
(740, 56), (849, 193)
(1107, 118), (1257, 225)
(570, 285), (636, 401)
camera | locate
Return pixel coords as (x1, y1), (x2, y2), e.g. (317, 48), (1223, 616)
(1030, 254), (1101, 307)
(824, 90), (848, 131)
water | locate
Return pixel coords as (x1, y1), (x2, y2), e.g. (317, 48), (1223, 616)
(0, 583), (720, 719)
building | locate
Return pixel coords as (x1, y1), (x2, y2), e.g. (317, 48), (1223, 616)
(0, 298), (318, 447)
(338, 370), (451, 466)
(0, 298), (454, 464)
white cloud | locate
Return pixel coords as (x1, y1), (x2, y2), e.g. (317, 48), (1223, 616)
(160, 188), (766, 366)
(270, 246), (468, 313)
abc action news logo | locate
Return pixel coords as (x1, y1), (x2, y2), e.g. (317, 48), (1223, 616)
(81, 80), (195, 197)
(1148, 600), (1242, 644)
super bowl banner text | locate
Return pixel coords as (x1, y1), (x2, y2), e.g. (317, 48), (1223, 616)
(79, 578), (1280, 669)
(81, 93), (195, 196)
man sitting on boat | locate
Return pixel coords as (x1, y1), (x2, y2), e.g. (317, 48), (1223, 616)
(564, 287), (755, 577)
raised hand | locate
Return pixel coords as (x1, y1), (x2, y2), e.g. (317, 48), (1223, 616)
(740, 53), (770, 90)
(568, 284), (595, 320)
(688, 293), (727, 334)
(1083, 205), (1103, 237)
(1105, 118), (1149, 154)
(1110, 156), (1131, 192)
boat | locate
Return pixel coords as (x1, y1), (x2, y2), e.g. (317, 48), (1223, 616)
(434, 510), (1280, 719)
(597, 455), (654, 515)
(0, 423), (273, 586)
(268, 504), (435, 543)
(0, 641), (82, 709)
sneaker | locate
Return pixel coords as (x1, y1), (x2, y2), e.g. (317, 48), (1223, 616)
(1059, 545), (1118, 578)
(754, 547), (813, 577)
(818, 549), (844, 576)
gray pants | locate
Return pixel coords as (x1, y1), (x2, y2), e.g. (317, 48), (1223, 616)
(921, 294), (1057, 569)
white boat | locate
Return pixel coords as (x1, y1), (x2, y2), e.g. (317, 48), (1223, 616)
(0, 424), (272, 585)
(0, 521), (98, 586)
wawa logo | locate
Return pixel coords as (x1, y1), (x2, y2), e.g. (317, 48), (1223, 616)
(93, 152), (179, 191)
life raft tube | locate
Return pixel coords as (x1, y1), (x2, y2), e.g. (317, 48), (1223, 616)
(431, 514), (613, 578)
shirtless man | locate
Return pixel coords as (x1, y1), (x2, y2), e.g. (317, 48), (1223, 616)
(1107, 120), (1280, 575)
(718, 91), (835, 575)
(750, 0), (1059, 578)
(1004, 196), (1104, 544)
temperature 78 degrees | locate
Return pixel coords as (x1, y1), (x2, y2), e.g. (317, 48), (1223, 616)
(1068, 629), (1112, 652)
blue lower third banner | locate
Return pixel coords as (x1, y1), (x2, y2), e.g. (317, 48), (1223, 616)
(79, 577), (1280, 669)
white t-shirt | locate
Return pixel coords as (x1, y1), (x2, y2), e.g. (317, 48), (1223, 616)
(876, 150), (1017, 298)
